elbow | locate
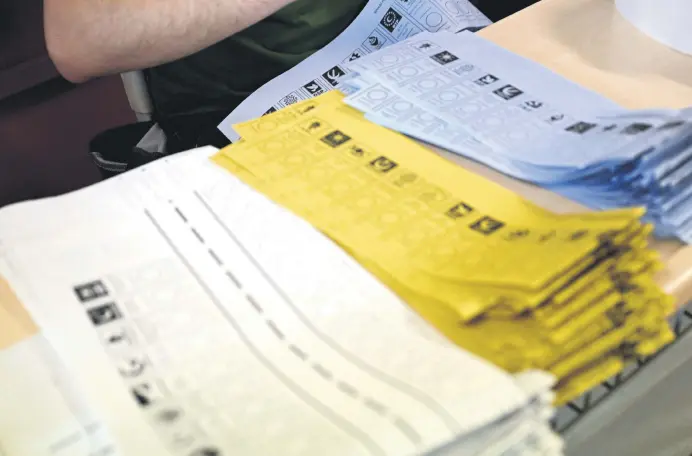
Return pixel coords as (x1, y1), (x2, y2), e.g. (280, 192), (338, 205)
(45, 31), (97, 84)
(44, 0), (100, 82)
(44, 1), (148, 83)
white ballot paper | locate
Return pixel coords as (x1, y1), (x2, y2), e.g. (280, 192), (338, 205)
(0, 147), (561, 455)
(218, 0), (491, 141)
(0, 335), (117, 456)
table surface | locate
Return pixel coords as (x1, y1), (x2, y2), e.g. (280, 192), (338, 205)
(2, 0), (692, 351)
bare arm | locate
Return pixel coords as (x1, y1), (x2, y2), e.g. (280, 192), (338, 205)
(44, 0), (297, 82)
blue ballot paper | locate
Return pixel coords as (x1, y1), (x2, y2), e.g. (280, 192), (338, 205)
(341, 31), (692, 243)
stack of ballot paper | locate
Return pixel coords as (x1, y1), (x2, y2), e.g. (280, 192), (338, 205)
(339, 30), (692, 243)
(0, 146), (562, 454)
(547, 113), (692, 242)
(215, 91), (675, 405)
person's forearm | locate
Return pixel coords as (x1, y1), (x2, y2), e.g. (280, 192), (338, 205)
(44, 0), (297, 82)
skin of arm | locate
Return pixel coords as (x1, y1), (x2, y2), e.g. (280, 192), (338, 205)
(44, 0), (298, 83)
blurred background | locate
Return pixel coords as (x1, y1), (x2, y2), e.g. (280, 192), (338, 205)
(0, 0), (135, 207)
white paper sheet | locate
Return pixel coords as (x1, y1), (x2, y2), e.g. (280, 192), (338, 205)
(0, 148), (558, 455)
(217, 0), (490, 141)
(0, 335), (117, 456)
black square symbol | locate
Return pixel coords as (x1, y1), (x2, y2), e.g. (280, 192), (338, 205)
(322, 66), (347, 87)
(446, 202), (475, 219)
(492, 85), (524, 101)
(74, 281), (109, 303)
(469, 216), (505, 235)
(475, 74), (498, 86)
(369, 156), (399, 173)
(262, 107), (277, 116)
(565, 122), (597, 134)
(431, 51), (459, 65)
(303, 80), (324, 96)
(622, 123), (652, 135)
(380, 8), (403, 33)
(321, 130), (352, 148)
(87, 303), (123, 327)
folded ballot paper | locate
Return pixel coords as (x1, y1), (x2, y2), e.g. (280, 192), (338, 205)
(340, 30), (692, 243)
(216, 92), (675, 407)
(0, 147), (562, 455)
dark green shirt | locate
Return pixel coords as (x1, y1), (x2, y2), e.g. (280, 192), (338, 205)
(147, 0), (367, 117)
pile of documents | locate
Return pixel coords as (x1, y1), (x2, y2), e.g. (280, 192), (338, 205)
(1, 146), (562, 455)
(340, 30), (692, 243)
(549, 114), (692, 242)
(216, 91), (675, 406)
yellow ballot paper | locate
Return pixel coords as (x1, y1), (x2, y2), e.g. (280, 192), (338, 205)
(212, 92), (675, 404)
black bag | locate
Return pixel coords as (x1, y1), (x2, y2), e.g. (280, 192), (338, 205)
(89, 110), (231, 179)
